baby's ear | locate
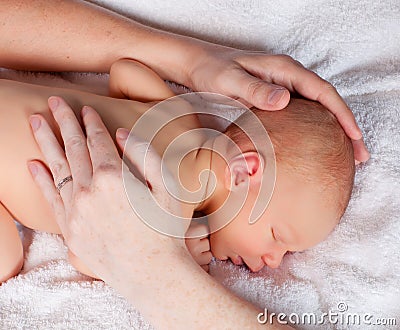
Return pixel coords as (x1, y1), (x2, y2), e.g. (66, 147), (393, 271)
(224, 151), (263, 191)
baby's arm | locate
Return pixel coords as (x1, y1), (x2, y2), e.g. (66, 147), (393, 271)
(185, 223), (213, 272)
(109, 59), (174, 101)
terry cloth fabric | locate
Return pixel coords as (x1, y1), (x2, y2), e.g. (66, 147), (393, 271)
(1, 1), (399, 329)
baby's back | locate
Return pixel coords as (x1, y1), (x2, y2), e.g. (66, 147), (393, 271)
(0, 79), (203, 233)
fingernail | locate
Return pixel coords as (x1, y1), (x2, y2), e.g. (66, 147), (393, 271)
(268, 89), (286, 105)
(48, 97), (59, 111)
(116, 128), (129, 140)
(29, 116), (41, 131)
(354, 128), (363, 140)
(81, 106), (91, 117)
(28, 162), (38, 177)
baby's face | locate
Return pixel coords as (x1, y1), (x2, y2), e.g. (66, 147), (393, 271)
(209, 170), (340, 272)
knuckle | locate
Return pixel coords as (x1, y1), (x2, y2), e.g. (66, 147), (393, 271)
(246, 79), (266, 100)
(294, 59), (304, 67)
(48, 160), (64, 178)
(94, 168), (121, 189)
(275, 54), (294, 63)
(321, 81), (337, 92)
(96, 161), (120, 176)
(65, 135), (85, 152)
(214, 65), (237, 94)
(274, 54), (300, 71)
(87, 128), (106, 148)
(74, 185), (91, 198)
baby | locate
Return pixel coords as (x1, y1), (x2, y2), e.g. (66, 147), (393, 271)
(208, 100), (355, 271)
(0, 60), (354, 282)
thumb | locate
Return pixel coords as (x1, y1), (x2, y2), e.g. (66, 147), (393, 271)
(224, 70), (290, 110)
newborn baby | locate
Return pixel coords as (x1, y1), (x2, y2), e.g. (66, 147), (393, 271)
(208, 100), (355, 270)
(0, 60), (354, 282)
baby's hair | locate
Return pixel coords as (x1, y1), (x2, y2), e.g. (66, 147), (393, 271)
(224, 98), (355, 218)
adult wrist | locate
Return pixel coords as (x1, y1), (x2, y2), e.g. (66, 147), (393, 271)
(120, 22), (224, 87)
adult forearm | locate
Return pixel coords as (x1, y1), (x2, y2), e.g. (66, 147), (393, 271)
(0, 0), (206, 83)
(118, 242), (291, 330)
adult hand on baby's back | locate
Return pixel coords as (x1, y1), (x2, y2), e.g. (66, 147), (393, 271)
(27, 96), (185, 291)
(187, 46), (370, 163)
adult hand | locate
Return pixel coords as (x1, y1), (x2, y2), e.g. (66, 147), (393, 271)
(186, 46), (370, 163)
(27, 96), (184, 287)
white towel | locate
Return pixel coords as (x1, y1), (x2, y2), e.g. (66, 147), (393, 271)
(1, 1), (399, 329)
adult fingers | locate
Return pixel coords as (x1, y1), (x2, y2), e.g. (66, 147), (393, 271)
(290, 71), (370, 161)
(220, 69), (290, 110)
(269, 57), (363, 141)
(117, 129), (188, 237)
(352, 138), (371, 163)
(29, 114), (73, 204)
(116, 129), (168, 197)
(239, 54), (366, 144)
(291, 70), (362, 141)
(27, 160), (67, 234)
(81, 105), (121, 173)
(48, 97), (93, 187)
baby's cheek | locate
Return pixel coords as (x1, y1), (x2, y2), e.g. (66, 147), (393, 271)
(239, 239), (262, 255)
(238, 230), (275, 256)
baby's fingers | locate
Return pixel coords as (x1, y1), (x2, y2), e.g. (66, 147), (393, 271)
(185, 222), (210, 239)
(201, 264), (210, 272)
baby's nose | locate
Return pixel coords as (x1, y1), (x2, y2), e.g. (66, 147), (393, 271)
(262, 250), (286, 269)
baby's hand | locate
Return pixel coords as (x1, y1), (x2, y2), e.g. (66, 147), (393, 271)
(185, 223), (213, 272)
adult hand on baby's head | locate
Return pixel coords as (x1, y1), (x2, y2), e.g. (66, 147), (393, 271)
(187, 46), (370, 163)
(27, 96), (185, 290)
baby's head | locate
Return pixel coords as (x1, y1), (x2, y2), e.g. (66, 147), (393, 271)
(208, 98), (355, 271)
